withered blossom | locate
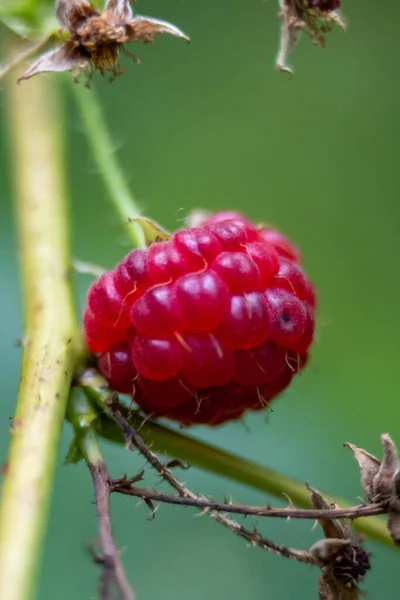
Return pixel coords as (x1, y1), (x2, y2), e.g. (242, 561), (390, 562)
(19, 0), (189, 83)
(276, 0), (345, 74)
(346, 433), (400, 545)
(308, 485), (370, 600)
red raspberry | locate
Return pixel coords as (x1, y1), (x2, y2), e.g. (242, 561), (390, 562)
(83, 212), (317, 426)
(258, 228), (300, 263)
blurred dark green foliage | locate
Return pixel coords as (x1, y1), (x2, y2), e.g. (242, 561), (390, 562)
(0, 0), (399, 598)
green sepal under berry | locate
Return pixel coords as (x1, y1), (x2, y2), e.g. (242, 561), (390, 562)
(65, 387), (101, 465)
(128, 217), (171, 247)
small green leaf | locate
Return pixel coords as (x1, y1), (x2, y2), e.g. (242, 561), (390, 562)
(64, 438), (84, 465)
(67, 387), (99, 431)
(128, 217), (171, 246)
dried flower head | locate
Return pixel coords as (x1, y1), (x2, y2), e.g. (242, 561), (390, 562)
(345, 434), (400, 504)
(18, 0), (189, 83)
(276, 0), (345, 75)
(345, 433), (400, 545)
(308, 485), (370, 600)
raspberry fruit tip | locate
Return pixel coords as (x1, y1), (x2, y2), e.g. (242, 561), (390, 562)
(83, 211), (316, 426)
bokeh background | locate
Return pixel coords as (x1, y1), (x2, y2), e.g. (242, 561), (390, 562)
(1, 0), (400, 598)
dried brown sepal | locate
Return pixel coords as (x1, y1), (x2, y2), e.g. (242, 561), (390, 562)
(307, 484), (350, 540)
(106, 0), (134, 20)
(311, 538), (352, 563)
(19, 45), (90, 81)
(374, 434), (400, 502)
(276, 0), (345, 75)
(308, 484), (370, 599)
(128, 16), (190, 43)
(313, 539), (370, 600)
(319, 569), (361, 600)
(387, 468), (400, 544)
(393, 467), (400, 499)
(19, 0), (189, 83)
(345, 434), (400, 504)
(346, 434), (400, 545)
(387, 509), (400, 545)
(343, 442), (381, 502)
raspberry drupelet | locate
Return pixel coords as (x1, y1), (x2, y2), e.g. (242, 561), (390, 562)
(84, 212), (316, 426)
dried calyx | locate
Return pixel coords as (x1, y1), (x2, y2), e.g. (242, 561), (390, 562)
(18, 0), (189, 83)
(345, 433), (400, 544)
(276, 0), (345, 75)
(308, 485), (370, 600)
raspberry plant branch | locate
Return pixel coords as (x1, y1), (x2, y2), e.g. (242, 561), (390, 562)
(88, 459), (136, 600)
(69, 388), (373, 595)
(102, 394), (319, 566)
(107, 394), (375, 596)
(77, 375), (394, 547)
(70, 81), (146, 249)
(110, 482), (387, 521)
(0, 72), (83, 600)
(69, 389), (318, 572)
(73, 398), (136, 600)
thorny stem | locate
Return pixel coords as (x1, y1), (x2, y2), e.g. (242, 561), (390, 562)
(0, 72), (82, 600)
(80, 383), (394, 547)
(106, 399), (318, 566)
(209, 516), (317, 565)
(79, 427), (136, 600)
(70, 81), (146, 249)
(110, 484), (387, 521)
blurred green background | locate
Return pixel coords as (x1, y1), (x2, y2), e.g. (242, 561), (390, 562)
(1, 0), (400, 598)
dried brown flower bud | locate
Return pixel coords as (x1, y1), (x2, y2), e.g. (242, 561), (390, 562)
(387, 509), (400, 545)
(19, 0), (189, 83)
(307, 484), (350, 540)
(374, 434), (400, 502)
(343, 443), (381, 502)
(319, 569), (360, 600)
(312, 538), (370, 600)
(393, 467), (400, 498)
(387, 468), (400, 544)
(311, 538), (351, 563)
(308, 484), (370, 599)
(345, 434), (400, 503)
(276, 0), (345, 75)
(346, 434), (400, 546)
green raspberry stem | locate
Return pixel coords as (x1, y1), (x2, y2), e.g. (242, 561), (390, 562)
(0, 70), (83, 600)
(70, 81), (146, 249)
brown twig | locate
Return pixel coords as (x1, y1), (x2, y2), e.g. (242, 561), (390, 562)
(73, 413), (137, 600)
(79, 371), (393, 546)
(106, 397), (318, 566)
(111, 481), (387, 521)
(88, 460), (136, 600)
